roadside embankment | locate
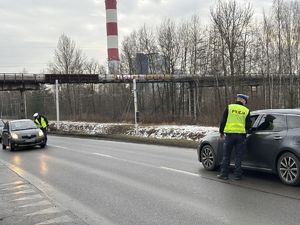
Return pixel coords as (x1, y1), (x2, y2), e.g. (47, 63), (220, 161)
(48, 121), (218, 148)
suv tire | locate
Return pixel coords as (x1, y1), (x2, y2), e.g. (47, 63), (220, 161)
(201, 145), (217, 171)
(277, 152), (300, 186)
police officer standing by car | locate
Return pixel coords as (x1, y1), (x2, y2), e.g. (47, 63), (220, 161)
(33, 113), (49, 143)
(217, 94), (251, 180)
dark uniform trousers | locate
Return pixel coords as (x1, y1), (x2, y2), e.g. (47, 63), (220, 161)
(41, 128), (47, 143)
(221, 133), (246, 177)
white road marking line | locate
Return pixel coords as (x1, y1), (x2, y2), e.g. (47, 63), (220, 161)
(19, 200), (52, 208)
(12, 194), (43, 201)
(35, 215), (73, 225)
(49, 143), (189, 172)
(42, 144), (202, 179)
(50, 144), (158, 168)
(1, 184), (31, 191)
(92, 152), (161, 168)
(0, 159), (115, 225)
(92, 153), (114, 158)
(48, 144), (69, 150)
(160, 167), (201, 177)
(50, 145), (155, 167)
(5, 189), (35, 195)
(50, 144), (101, 157)
(0, 180), (24, 187)
(25, 206), (61, 216)
(51, 144), (122, 161)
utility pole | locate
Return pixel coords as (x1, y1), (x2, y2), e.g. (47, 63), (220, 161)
(55, 80), (60, 129)
(133, 79), (139, 134)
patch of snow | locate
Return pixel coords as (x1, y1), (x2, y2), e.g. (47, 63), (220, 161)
(49, 121), (218, 141)
(128, 125), (218, 141)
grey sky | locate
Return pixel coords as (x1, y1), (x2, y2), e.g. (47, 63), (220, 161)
(0, 0), (273, 73)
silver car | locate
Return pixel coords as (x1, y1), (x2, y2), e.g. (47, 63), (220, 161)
(0, 119), (4, 142)
(2, 119), (46, 151)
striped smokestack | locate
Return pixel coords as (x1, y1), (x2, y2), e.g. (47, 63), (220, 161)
(105, 0), (120, 74)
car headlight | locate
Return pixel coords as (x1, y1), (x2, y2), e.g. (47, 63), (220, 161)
(38, 130), (44, 137)
(11, 133), (18, 139)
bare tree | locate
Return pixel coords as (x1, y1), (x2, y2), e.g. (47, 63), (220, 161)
(211, 0), (253, 97)
(120, 31), (139, 75)
(48, 34), (86, 74)
(48, 34), (87, 120)
(138, 25), (158, 74)
(157, 19), (180, 74)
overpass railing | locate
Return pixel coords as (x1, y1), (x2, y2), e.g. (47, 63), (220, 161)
(0, 73), (297, 86)
(0, 73), (45, 82)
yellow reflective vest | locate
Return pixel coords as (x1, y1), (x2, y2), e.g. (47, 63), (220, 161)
(224, 104), (249, 134)
(34, 117), (47, 129)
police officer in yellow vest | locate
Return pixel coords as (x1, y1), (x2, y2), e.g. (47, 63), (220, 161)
(217, 94), (251, 180)
(33, 113), (49, 143)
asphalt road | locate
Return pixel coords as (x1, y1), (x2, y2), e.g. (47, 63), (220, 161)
(0, 135), (300, 225)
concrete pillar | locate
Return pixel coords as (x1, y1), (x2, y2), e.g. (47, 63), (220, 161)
(20, 90), (26, 119)
(189, 81), (195, 117)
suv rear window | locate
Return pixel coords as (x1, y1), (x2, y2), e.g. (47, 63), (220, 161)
(287, 115), (300, 129)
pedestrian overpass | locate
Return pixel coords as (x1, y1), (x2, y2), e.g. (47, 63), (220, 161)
(0, 72), (278, 91)
(0, 73), (293, 119)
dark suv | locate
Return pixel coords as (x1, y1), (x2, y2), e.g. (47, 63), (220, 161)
(198, 109), (300, 186)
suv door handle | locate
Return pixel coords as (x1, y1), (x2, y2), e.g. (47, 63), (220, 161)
(274, 136), (282, 140)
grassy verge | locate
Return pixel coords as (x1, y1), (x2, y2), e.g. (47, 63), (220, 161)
(49, 131), (198, 149)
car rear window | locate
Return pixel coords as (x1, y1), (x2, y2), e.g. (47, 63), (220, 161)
(287, 115), (300, 129)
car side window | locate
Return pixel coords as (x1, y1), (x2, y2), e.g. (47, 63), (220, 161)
(3, 122), (9, 131)
(250, 115), (259, 127)
(256, 114), (286, 132)
(287, 115), (300, 129)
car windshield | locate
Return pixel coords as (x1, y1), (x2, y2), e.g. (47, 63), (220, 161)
(11, 120), (37, 131)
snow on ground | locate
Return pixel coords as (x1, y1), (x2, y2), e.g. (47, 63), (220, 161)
(49, 121), (218, 142)
(127, 125), (218, 141)
(50, 121), (132, 135)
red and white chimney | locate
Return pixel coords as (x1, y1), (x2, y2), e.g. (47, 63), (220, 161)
(105, 0), (120, 74)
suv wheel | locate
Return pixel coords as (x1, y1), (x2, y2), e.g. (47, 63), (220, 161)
(277, 152), (300, 186)
(201, 145), (217, 171)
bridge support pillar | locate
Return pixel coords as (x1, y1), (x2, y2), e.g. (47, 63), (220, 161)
(20, 90), (27, 119)
(188, 81), (195, 118)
